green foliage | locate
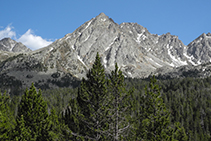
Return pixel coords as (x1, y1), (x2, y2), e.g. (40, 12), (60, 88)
(0, 92), (15, 140)
(68, 52), (109, 140)
(4, 54), (211, 140)
(135, 76), (171, 140)
(49, 108), (71, 141)
(63, 54), (135, 140)
(125, 76), (211, 140)
(0, 111), (10, 140)
(13, 83), (52, 140)
(14, 115), (32, 141)
(43, 87), (78, 115)
(107, 63), (134, 140)
(171, 122), (188, 141)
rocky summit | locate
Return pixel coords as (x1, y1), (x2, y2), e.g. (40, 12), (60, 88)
(0, 38), (31, 53)
(0, 13), (211, 90)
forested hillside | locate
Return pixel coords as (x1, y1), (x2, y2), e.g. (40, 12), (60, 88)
(125, 76), (211, 140)
(1, 53), (211, 140)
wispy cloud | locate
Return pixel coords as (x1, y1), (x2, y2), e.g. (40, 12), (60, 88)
(17, 29), (53, 50)
(0, 25), (16, 40)
(0, 25), (53, 50)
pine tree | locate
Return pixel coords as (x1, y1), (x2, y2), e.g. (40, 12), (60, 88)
(171, 122), (188, 141)
(107, 63), (134, 140)
(64, 52), (109, 140)
(0, 92), (15, 140)
(14, 83), (52, 140)
(0, 111), (7, 140)
(62, 99), (81, 140)
(49, 108), (71, 141)
(136, 76), (171, 140)
(14, 115), (32, 141)
(78, 52), (109, 140)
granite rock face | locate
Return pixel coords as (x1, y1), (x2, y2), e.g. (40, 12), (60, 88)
(0, 13), (211, 90)
(43, 13), (192, 78)
(187, 33), (211, 65)
(0, 38), (31, 53)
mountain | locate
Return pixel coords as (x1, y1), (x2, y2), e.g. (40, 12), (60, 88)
(0, 38), (32, 67)
(38, 13), (192, 78)
(187, 33), (211, 65)
(0, 38), (31, 53)
(0, 13), (210, 91)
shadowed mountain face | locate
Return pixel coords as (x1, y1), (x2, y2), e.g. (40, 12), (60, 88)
(0, 13), (211, 90)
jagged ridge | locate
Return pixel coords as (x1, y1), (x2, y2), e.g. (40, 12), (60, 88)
(1, 13), (211, 90)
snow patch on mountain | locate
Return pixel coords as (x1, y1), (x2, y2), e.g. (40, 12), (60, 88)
(183, 51), (197, 66)
(103, 56), (107, 68)
(101, 18), (106, 22)
(206, 35), (211, 38)
(9, 42), (16, 51)
(84, 20), (93, 30)
(136, 32), (147, 43)
(77, 55), (87, 68)
(105, 36), (118, 51)
(65, 35), (72, 40)
(49, 47), (54, 52)
(167, 45), (188, 67)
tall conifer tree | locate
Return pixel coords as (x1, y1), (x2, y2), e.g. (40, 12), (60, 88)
(0, 92), (14, 140)
(14, 115), (32, 141)
(136, 76), (171, 140)
(49, 108), (70, 140)
(64, 52), (109, 140)
(77, 52), (108, 140)
(107, 63), (134, 140)
(14, 83), (52, 140)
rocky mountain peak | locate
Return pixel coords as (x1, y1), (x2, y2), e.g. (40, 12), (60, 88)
(95, 12), (109, 20)
(0, 38), (17, 51)
(1, 13), (211, 90)
(43, 13), (194, 79)
(187, 33), (211, 65)
(207, 32), (211, 36)
(204, 32), (211, 39)
(0, 38), (31, 53)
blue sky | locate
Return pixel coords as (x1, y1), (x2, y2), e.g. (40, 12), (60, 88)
(0, 0), (210, 50)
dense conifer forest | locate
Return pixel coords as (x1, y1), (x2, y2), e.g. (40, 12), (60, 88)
(1, 53), (211, 140)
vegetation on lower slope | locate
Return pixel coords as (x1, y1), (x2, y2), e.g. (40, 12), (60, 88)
(1, 53), (211, 140)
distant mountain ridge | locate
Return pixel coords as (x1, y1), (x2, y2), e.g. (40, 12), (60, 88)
(0, 38), (31, 53)
(187, 33), (211, 65)
(0, 13), (211, 90)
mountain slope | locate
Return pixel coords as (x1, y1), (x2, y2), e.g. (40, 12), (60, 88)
(187, 33), (211, 65)
(0, 13), (210, 90)
(39, 13), (193, 78)
(0, 38), (32, 64)
(0, 38), (31, 53)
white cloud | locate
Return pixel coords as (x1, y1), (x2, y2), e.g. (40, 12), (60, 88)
(17, 29), (53, 50)
(0, 25), (16, 40)
(0, 25), (53, 50)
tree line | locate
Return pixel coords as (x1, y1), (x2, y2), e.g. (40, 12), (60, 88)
(2, 52), (210, 140)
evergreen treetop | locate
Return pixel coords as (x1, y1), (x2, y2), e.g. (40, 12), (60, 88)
(14, 83), (52, 140)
